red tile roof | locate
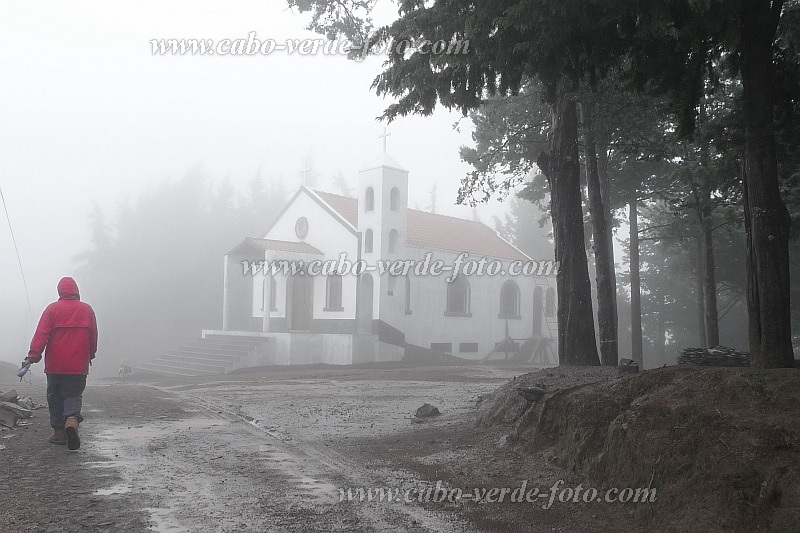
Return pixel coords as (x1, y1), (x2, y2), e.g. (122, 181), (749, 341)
(312, 190), (528, 261)
(314, 190), (358, 228)
(407, 210), (530, 261)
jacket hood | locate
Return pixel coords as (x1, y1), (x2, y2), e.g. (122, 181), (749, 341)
(57, 277), (80, 300)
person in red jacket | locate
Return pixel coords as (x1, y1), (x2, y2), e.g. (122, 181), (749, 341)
(23, 277), (98, 450)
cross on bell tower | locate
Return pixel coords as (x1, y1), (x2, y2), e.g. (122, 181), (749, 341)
(378, 127), (391, 153)
(300, 159), (313, 186)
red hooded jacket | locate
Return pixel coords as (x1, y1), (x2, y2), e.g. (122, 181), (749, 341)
(28, 277), (98, 375)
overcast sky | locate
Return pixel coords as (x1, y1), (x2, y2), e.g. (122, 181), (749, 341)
(0, 2), (529, 362)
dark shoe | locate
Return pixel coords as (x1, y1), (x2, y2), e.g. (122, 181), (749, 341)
(65, 417), (80, 450)
(49, 429), (67, 445)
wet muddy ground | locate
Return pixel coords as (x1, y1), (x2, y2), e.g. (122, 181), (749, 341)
(1, 364), (647, 532)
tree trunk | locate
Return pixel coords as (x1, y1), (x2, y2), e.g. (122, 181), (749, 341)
(581, 102), (618, 366)
(740, 0), (794, 368)
(702, 219), (720, 346)
(596, 142), (617, 292)
(695, 234), (707, 346)
(696, 98), (720, 348)
(538, 95), (600, 366)
(656, 292), (666, 366)
(597, 141), (619, 354)
(629, 194), (643, 366)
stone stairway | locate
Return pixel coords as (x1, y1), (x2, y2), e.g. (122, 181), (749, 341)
(139, 335), (270, 377)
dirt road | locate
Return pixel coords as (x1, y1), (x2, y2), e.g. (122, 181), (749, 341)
(2, 365), (646, 532)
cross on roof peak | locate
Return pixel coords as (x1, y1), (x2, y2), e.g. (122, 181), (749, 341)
(378, 127), (391, 153)
(300, 159), (313, 186)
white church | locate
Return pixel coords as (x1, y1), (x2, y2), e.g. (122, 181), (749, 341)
(211, 150), (558, 367)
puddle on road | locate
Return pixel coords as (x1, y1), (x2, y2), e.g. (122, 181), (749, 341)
(94, 417), (227, 447)
(90, 417), (231, 532)
(94, 483), (132, 496)
(86, 460), (124, 469)
(259, 444), (293, 463)
(143, 507), (189, 533)
(256, 443), (338, 505)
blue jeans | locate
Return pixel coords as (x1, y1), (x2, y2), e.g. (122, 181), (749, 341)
(46, 374), (87, 429)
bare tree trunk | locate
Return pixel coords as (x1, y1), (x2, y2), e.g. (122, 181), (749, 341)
(596, 141), (617, 289)
(741, 0), (794, 368)
(538, 94), (600, 366)
(696, 99), (720, 348)
(581, 101), (618, 366)
(597, 140), (619, 356)
(702, 219), (720, 346)
(696, 234), (707, 346)
(629, 194), (643, 366)
(656, 292), (666, 366)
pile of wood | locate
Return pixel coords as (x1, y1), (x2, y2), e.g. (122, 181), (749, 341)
(618, 358), (640, 374)
(0, 389), (35, 429)
(678, 346), (751, 367)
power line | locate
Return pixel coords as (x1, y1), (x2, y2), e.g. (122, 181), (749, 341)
(0, 185), (32, 315)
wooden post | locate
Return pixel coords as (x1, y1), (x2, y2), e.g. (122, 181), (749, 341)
(630, 195), (643, 366)
(262, 271), (271, 333)
(222, 255), (231, 331)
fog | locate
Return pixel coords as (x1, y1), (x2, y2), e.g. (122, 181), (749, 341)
(0, 2), (495, 370)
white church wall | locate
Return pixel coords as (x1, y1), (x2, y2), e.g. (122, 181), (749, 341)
(399, 247), (546, 360)
(270, 332), (354, 365)
(260, 189), (359, 321)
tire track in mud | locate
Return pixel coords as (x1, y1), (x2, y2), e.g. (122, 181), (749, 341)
(98, 384), (478, 532)
(172, 388), (479, 533)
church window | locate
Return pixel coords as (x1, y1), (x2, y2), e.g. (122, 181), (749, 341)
(325, 274), (343, 311)
(533, 286), (543, 334)
(500, 280), (520, 318)
(388, 229), (399, 253)
(545, 287), (556, 317)
(365, 187), (375, 212)
(390, 187), (400, 211)
(431, 343), (453, 353)
(446, 276), (471, 316)
(364, 229), (374, 253)
(459, 343), (479, 353)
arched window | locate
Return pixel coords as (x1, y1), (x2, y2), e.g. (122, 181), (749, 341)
(545, 287), (556, 317)
(405, 275), (412, 314)
(388, 274), (397, 296)
(500, 280), (520, 318)
(365, 187), (375, 212)
(532, 286), (543, 335)
(388, 229), (399, 253)
(269, 276), (277, 311)
(446, 276), (471, 315)
(364, 229), (374, 253)
(390, 187), (400, 211)
(325, 274), (343, 310)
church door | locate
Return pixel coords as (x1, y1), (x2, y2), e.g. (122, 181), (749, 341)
(288, 274), (313, 331)
(357, 273), (374, 334)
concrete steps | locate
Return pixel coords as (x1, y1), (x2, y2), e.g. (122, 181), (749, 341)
(139, 334), (270, 377)
(169, 350), (244, 363)
(137, 362), (220, 377)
